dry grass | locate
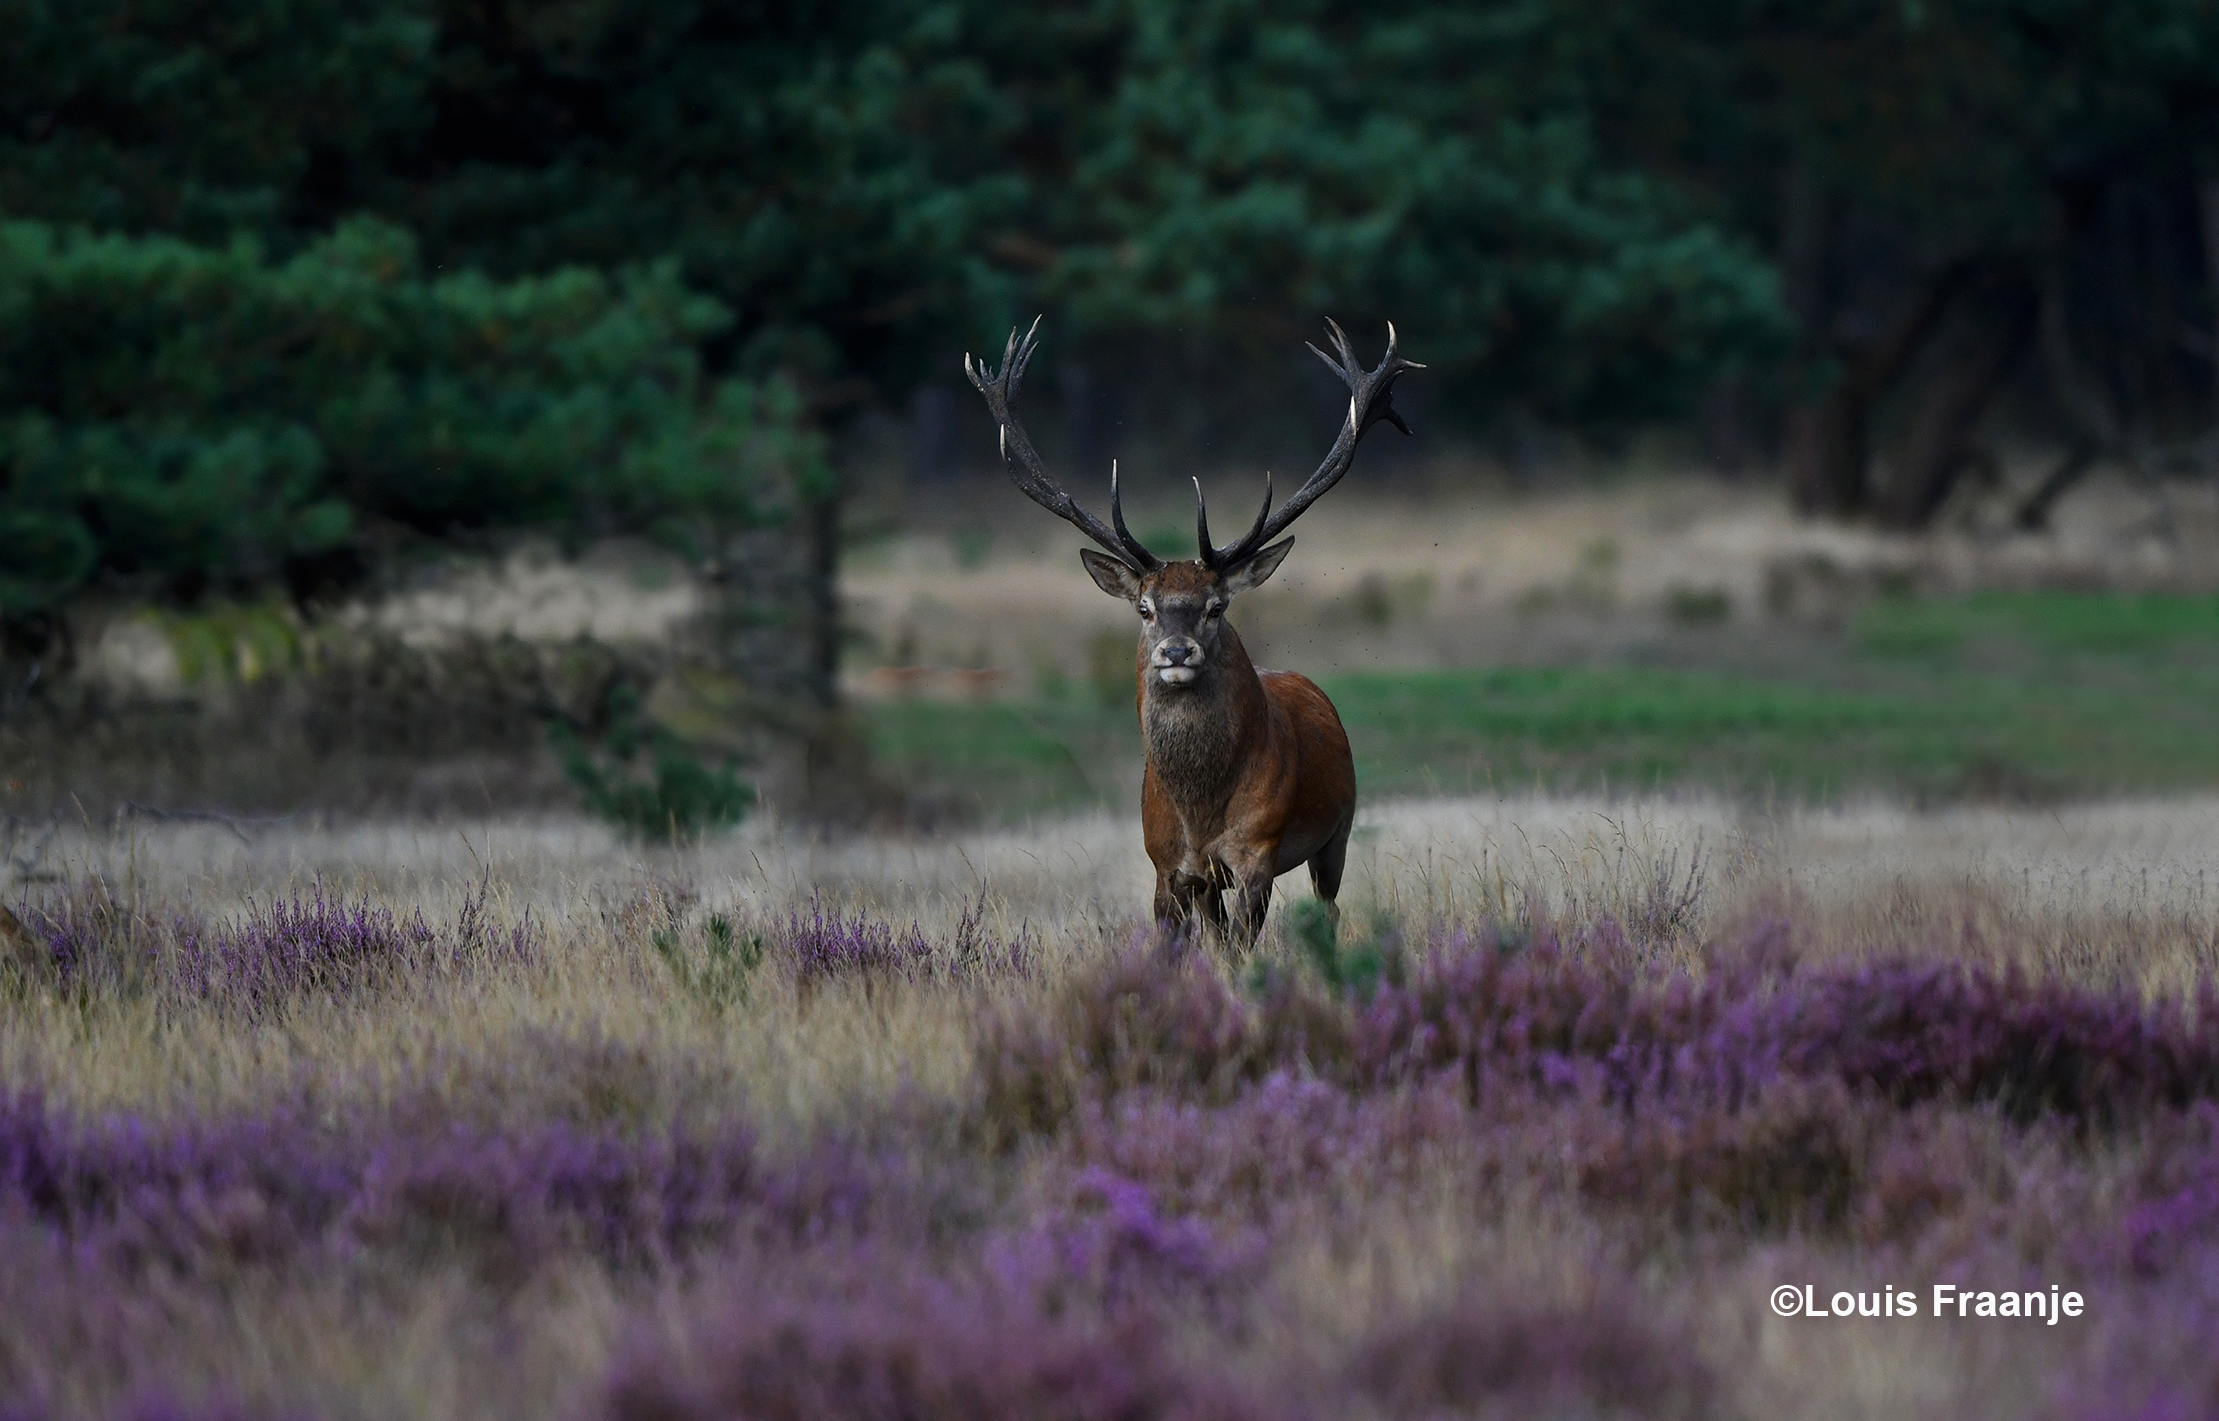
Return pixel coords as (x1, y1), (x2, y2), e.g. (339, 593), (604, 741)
(13, 793), (2219, 1124)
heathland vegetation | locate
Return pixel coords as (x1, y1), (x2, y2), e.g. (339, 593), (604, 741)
(5, 804), (2219, 1418)
(12, 8), (2219, 1417)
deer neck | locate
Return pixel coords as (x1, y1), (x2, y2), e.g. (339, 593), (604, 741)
(1138, 621), (1269, 814)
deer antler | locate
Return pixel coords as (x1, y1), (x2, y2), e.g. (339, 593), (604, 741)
(1196, 319), (1423, 571)
(965, 318), (1162, 571)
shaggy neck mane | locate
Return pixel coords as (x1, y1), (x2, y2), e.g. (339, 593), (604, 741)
(1140, 621), (1267, 815)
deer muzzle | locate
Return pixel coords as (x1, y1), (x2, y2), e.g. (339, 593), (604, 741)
(1151, 639), (1201, 686)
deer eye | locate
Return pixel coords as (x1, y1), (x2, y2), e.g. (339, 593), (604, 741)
(1139, 602), (1154, 620)
(1204, 603), (1224, 619)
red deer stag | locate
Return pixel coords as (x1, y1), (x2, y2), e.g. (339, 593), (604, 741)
(965, 318), (1421, 945)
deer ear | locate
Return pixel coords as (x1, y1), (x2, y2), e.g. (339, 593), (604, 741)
(1080, 549), (1144, 602)
(1222, 538), (1294, 596)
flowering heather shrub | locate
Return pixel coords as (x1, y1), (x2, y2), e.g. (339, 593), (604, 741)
(1054, 1069), (1998, 1247)
(1769, 963), (2219, 1121)
(0, 1091), (916, 1285)
(945, 897), (1039, 978)
(599, 1237), (1734, 1421)
(2123, 1107), (2219, 1276)
(0, 1398), (312, 1421)
(779, 896), (935, 987)
(173, 877), (533, 1014)
(337, 1123), (767, 1283)
(1330, 921), (1765, 1101)
(600, 1271), (1276, 1421)
(7, 877), (167, 994)
(976, 940), (1269, 1145)
(2068, 1389), (2219, 1421)
(24, 901), (2219, 1419)
(0, 1092), (354, 1283)
(985, 1165), (1257, 1316)
(1573, 1078), (1870, 1233)
(985, 920), (2219, 1135)
(777, 896), (1033, 989)
(1056, 1073), (1452, 1226)
(171, 887), (437, 1012)
(1351, 924), (2219, 1123)
(1346, 1292), (1724, 1421)
(10, 875), (534, 1016)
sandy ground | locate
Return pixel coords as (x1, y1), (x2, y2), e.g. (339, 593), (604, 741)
(65, 469), (2219, 702)
(838, 470), (2219, 693)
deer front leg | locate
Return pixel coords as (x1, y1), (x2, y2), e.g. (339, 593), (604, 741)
(1153, 872), (1181, 929)
(1219, 844), (1278, 951)
(1155, 869), (1228, 945)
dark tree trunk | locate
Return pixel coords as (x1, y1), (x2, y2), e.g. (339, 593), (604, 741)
(704, 483), (842, 726)
(1779, 160), (1854, 511)
(906, 385), (961, 485)
(802, 487), (841, 714)
(2038, 188), (2127, 459)
(1700, 373), (1750, 478)
(0, 610), (70, 722)
(2014, 441), (2099, 530)
(1875, 267), (2037, 528)
(1785, 392), (1868, 515)
(1788, 262), (1976, 517)
(2198, 172), (2219, 433)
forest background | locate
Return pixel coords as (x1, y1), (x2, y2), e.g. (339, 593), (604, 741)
(7, 0), (2219, 820)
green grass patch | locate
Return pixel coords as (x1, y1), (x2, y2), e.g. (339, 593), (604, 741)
(861, 699), (1139, 819)
(1853, 590), (2219, 659)
(859, 591), (2219, 819)
(1321, 666), (1948, 800)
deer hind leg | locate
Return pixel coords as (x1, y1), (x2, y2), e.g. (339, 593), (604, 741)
(1307, 818), (1353, 931)
(1230, 875), (1274, 950)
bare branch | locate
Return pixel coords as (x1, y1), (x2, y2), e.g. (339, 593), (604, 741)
(117, 800), (277, 847)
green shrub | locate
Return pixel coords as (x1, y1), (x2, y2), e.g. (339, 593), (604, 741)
(551, 687), (755, 840)
(1282, 898), (1396, 998)
(0, 218), (824, 611)
(651, 913), (762, 1014)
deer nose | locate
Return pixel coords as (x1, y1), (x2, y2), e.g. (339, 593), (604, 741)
(1159, 642), (1194, 665)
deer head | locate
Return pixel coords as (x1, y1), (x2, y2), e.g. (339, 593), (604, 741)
(1077, 547), (1292, 690)
(963, 317), (1424, 694)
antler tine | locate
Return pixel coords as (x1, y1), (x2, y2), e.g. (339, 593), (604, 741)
(1007, 315), (1043, 393)
(1305, 318), (1356, 386)
(965, 319), (1162, 571)
(1192, 478), (1215, 568)
(1325, 315), (1357, 370)
(1382, 320), (1426, 376)
(1110, 460), (1147, 559)
(1219, 319), (1422, 570)
(1195, 471), (1274, 569)
(1240, 470), (1272, 558)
